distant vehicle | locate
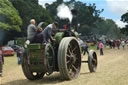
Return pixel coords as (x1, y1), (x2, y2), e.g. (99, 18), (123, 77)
(0, 46), (14, 56)
(11, 45), (20, 51)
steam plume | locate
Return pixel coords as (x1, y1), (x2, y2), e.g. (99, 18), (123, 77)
(57, 3), (73, 22)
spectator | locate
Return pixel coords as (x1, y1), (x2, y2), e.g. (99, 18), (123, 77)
(0, 50), (4, 77)
(99, 40), (104, 56)
(113, 40), (116, 48)
(126, 39), (128, 48)
(116, 40), (120, 49)
(96, 41), (99, 50)
(121, 40), (125, 49)
(83, 41), (89, 55)
(16, 48), (23, 65)
(109, 40), (112, 49)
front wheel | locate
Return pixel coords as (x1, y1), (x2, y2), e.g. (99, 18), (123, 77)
(88, 50), (98, 72)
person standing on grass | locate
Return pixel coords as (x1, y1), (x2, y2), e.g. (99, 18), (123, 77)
(83, 41), (89, 55)
(117, 40), (120, 49)
(99, 40), (104, 56)
(16, 47), (23, 65)
(0, 50), (4, 77)
(96, 41), (99, 50)
(126, 39), (128, 48)
(121, 40), (125, 49)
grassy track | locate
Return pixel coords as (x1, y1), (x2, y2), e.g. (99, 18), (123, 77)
(1, 46), (128, 85)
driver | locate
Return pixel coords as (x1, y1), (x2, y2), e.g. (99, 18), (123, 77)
(43, 22), (58, 43)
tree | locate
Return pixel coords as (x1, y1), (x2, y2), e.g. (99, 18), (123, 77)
(0, 0), (22, 46)
(121, 11), (128, 36)
(10, 0), (53, 36)
(95, 19), (121, 39)
(0, 0), (22, 31)
(121, 12), (128, 23)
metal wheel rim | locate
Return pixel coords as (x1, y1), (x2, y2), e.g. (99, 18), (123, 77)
(88, 50), (97, 72)
(66, 39), (81, 78)
(92, 52), (97, 71)
(58, 37), (81, 80)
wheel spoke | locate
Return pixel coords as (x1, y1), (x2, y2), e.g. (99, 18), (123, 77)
(66, 54), (71, 63)
(66, 54), (71, 58)
(72, 46), (77, 53)
(66, 58), (71, 64)
(68, 63), (73, 73)
(69, 48), (72, 55)
(92, 58), (97, 65)
(68, 44), (73, 54)
(72, 64), (79, 73)
(69, 43), (72, 50)
(92, 58), (96, 62)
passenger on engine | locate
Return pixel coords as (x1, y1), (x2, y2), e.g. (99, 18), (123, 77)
(27, 19), (45, 43)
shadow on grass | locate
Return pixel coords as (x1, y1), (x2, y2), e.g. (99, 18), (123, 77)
(2, 72), (94, 85)
(2, 73), (69, 85)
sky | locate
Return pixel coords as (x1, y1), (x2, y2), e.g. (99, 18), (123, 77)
(39, 0), (128, 28)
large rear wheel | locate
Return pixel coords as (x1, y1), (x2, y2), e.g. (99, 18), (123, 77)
(44, 43), (55, 75)
(21, 49), (45, 80)
(58, 37), (81, 80)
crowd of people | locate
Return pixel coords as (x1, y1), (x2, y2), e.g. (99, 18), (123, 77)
(105, 39), (128, 49)
(82, 39), (128, 57)
(95, 39), (128, 56)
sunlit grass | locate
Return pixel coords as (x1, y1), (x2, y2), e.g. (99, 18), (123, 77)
(3, 52), (18, 73)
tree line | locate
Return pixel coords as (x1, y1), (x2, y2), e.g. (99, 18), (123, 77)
(0, 0), (127, 45)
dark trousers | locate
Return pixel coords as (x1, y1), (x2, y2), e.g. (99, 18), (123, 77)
(117, 45), (120, 49)
(32, 32), (46, 43)
(17, 56), (21, 64)
(0, 62), (3, 74)
(83, 48), (89, 55)
(83, 50), (89, 55)
(100, 48), (103, 55)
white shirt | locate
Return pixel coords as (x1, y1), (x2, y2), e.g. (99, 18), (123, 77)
(121, 41), (125, 46)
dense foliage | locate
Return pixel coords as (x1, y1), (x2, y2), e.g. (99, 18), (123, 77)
(121, 12), (128, 36)
(0, 0), (22, 45)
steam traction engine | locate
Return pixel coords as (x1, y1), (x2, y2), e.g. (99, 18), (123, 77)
(21, 10), (97, 80)
(21, 27), (97, 80)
